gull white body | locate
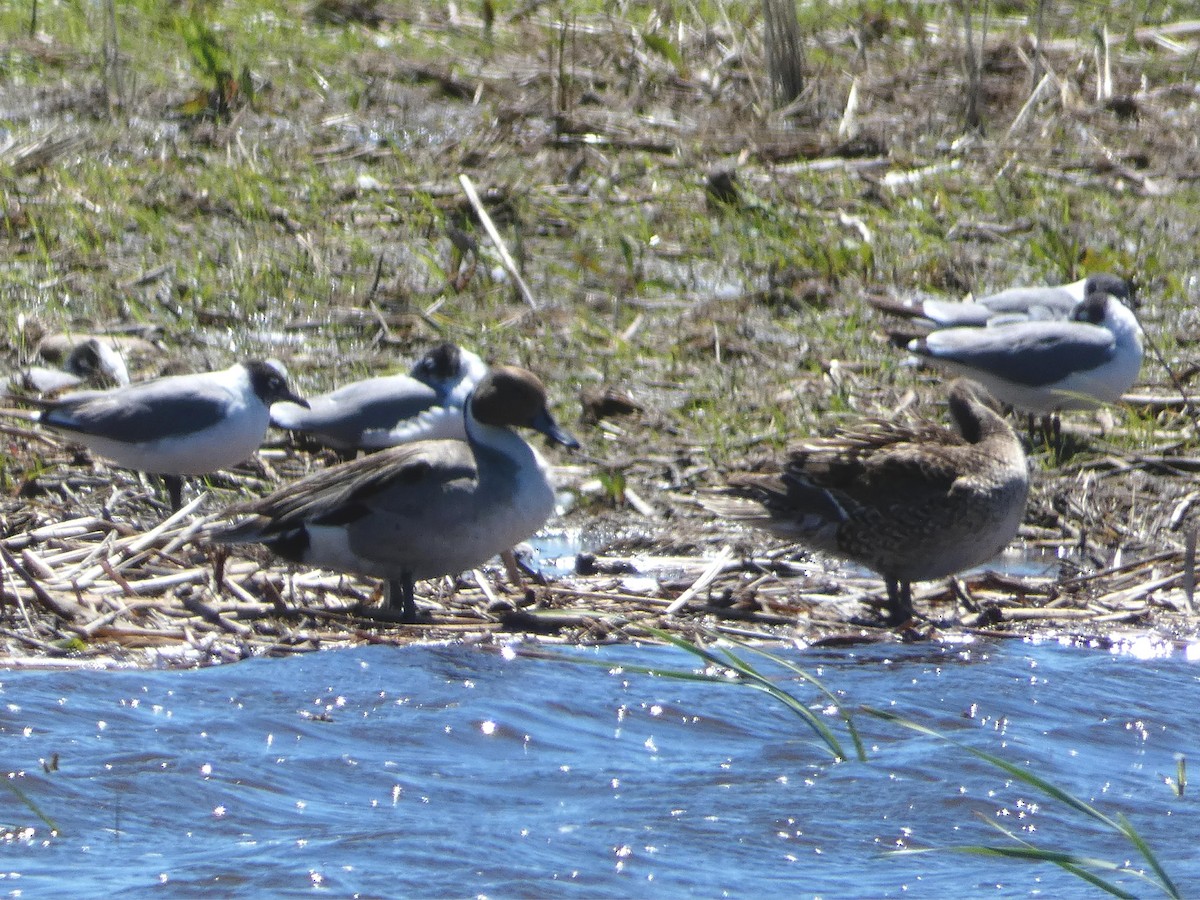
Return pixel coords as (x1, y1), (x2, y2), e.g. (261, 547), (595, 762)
(270, 344), (487, 452)
(37, 361), (305, 475)
(920, 277), (1088, 327)
(873, 273), (1129, 330)
(909, 288), (1143, 415)
(14, 337), (131, 395)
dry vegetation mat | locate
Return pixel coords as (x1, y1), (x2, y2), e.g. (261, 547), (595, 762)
(2, 439), (1198, 668)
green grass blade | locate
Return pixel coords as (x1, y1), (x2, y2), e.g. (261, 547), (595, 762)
(724, 640), (867, 761)
(862, 705), (1180, 896)
(713, 644), (763, 677)
(738, 680), (849, 761)
(1115, 812), (1181, 898)
(1051, 861), (1134, 897)
(972, 814), (1165, 898)
(861, 706), (1124, 831)
(640, 627), (739, 670)
(513, 643), (740, 685)
(528, 631), (851, 761)
(1, 776), (59, 834)
(640, 628), (850, 760)
(893, 846), (1138, 898)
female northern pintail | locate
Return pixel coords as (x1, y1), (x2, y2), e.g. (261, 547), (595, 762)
(872, 273), (1131, 328)
(212, 365), (580, 622)
(708, 380), (1029, 625)
(269, 342), (488, 454)
(906, 279), (1143, 415)
(35, 360), (307, 509)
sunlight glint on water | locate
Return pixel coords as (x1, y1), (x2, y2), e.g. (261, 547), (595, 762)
(1, 640), (1196, 897)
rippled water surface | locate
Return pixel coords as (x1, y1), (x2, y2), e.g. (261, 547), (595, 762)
(3, 639), (1198, 898)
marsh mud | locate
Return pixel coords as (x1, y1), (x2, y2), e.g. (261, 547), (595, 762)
(2, 4), (1200, 665)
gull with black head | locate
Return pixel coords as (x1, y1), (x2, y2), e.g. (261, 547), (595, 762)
(705, 379), (1029, 625)
(13, 337), (131, 396)
(906, 277), (1143, 416)
(269, 342), (487, 455)
(211, 365), (579, 623)
(35, 359), (308, 510)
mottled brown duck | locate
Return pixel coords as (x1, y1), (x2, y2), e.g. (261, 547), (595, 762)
(707, 379), (1029, 625)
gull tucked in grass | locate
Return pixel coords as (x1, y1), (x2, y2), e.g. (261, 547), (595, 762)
(871, 272), (1131, 329)
(13, 337), (131, 395)
(906, 278), (1143, 416)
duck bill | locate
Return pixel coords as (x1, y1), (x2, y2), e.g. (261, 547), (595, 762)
(533, 408), (580, 449)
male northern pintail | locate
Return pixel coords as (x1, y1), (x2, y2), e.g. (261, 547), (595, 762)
(706, 379), (1029, 625)
(872, 273), (1131, 328)
(211, 365), (579, 623)
(35, 360), (307, 510)
(906, 278), (1143, 415)
(269, 342), (488, 454)
(13, 337), (131, 395)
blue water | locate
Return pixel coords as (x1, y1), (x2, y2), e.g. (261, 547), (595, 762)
(2, 639), (1198, 898)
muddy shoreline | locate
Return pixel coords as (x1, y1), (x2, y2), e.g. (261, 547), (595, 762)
(1, 414), (1198, 669)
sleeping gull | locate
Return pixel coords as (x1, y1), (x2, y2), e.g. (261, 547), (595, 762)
(872, 273), (1131, 329)
(905, 278), (1143, 416)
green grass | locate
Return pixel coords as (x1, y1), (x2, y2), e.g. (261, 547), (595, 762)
(1, 774), (60, 837)
(865, 705), (1181, 898)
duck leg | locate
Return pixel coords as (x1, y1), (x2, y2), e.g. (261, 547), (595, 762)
(1049, 413), (1064, 460)
(885, 578), (915, 625)
(500, 548), (524, 587)
(384, 573), (419, 623)
(1033, 413), (1063, 459)
(162, 474), (184, 512)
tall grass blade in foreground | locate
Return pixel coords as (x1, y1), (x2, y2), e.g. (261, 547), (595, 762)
(517, 628), (858, 762)
(977, 812), (1139, 896)
(640, 626), (865, 762)
(862, 706), (1180, 898)
(2, 776), (60, 835)
(523, 631), (1177, 895)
